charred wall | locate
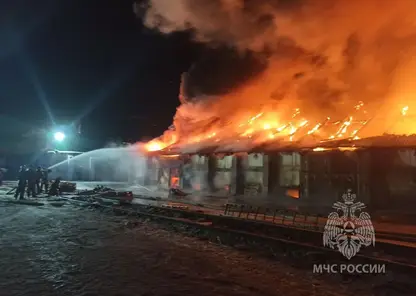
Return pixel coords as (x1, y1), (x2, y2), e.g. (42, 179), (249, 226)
(210, 154), (234, 195)
(265, 150), (370, 213)
(268, 152), (302, 202)
(182, 155), (209, 191)
(148, 147), (416, 213)
(207, 153), (269, 197)
(153, 153), (269, 197)
(239, 153), (268, 197)
(145, 156), (182, 189)
(266, 148), (416, 212)
(369, 148), (416, 211)
(302, 150), (370, 208)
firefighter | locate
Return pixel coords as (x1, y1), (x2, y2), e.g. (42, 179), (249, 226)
(41, 168), (51, 193)
(14, 166), (27, 200)
(26, 166), (37, 198)
(35, 167), (43, 194)
(48, 177), (61, 196)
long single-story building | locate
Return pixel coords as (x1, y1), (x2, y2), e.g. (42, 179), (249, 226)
(143, 135), (416, 213)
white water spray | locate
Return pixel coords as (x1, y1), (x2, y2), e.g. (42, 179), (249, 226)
(47, 145), (148, 183)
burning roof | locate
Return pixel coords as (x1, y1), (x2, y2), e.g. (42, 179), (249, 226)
(144, 102), (416, 155)
(154, 135), (416, 156)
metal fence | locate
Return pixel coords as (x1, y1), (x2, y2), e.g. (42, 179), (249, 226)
(223, 203), (324, 230)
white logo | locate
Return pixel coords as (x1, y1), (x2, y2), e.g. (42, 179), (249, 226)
(323, 189), (375, 259)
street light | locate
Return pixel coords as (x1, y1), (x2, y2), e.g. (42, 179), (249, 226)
(54, 131), (65, 142)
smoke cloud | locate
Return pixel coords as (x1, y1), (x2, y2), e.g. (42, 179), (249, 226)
(138, 0), (416, 147)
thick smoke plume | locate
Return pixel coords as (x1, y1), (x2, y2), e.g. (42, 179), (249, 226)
(140, 0), (416, 149)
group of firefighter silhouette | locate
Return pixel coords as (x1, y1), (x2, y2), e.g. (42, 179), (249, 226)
(12, 166), (61, 199)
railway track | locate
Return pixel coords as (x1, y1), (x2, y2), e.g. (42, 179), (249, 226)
(61, 195), (416, 276)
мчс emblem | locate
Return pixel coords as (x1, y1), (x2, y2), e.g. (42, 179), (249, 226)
(323, 189), (375, 259)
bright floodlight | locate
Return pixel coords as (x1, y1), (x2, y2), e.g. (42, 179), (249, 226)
(54, 132), (65, 142)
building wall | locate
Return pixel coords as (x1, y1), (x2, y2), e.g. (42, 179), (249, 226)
(304, 150), (370, 208)
(211, 154), (234, 195)
(265, 150), (371, 212)
(158, 167), (170, 190)
(155, 153), (269, 197)
(146, 156), (183, 189)
(264, 149), (416, 212)
(390, 150), (416, 201)
(153, 154), (235, 196)
(369, 148), (416, 210)
(267, 152), (302, 207)
(258, 149), (416, 212)
(145, 156), (161, 186)
(146, 148), (416, 214)
(182, 155), (209, 191)
(240, 153), (268, 197)
(208, 153), (269, 197)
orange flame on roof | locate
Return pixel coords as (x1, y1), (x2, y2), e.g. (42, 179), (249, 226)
(145, 102), (414, 153)
(145, 140), (164, 152)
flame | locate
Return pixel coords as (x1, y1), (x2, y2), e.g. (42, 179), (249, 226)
(145, 140), (166, 152)
(140, 0), (416, 154)
(286, 189), (300, 199)
(170, 176), (179, 188)
(144, 99), (415, 153)
(144, 134), (177, 152)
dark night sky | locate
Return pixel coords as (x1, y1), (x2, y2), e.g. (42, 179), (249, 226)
(0, 0), (198, 150)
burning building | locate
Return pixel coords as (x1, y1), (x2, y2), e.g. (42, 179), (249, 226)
(142, 116), (416, 214)
(136, 0), (416, 213)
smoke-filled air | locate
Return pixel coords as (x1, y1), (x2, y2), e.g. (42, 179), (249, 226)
(139, 0), (416, 154)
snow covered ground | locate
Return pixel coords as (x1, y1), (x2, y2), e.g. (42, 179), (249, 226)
(2, 186), (412, 295)
(1, 181), (415, 295)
